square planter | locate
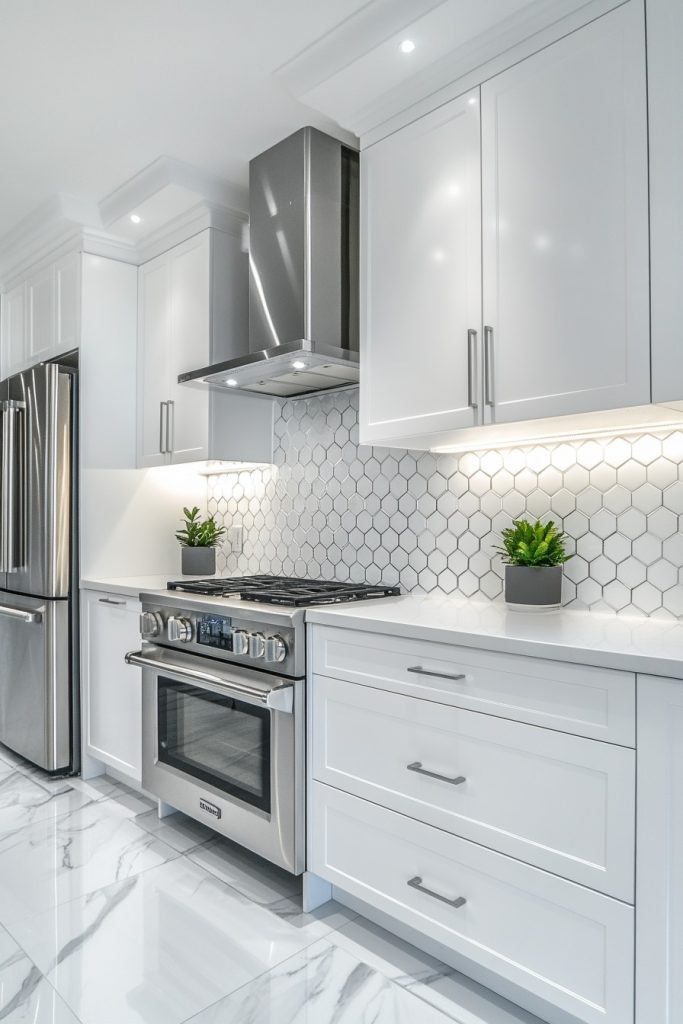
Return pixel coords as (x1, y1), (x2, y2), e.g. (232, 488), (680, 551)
(504, 565), (563, 610)
(181, 546), (216, 576)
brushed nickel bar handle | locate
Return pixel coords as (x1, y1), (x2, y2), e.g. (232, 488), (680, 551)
(407, 666), (466, 682)
(166, 400), (174, 455)
(467, 329), (478, 408)
(159, 401), (167, 454)
(407, 876), (467, 909)
(484, 325), (494, 406)
(407, 761), (466, 786)
(99, 598), (126, 606)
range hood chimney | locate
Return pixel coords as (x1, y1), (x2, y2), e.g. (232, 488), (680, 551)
(179, 127), (360, 398)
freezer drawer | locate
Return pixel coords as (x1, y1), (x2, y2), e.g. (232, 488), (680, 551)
(0, 593), (70, 771)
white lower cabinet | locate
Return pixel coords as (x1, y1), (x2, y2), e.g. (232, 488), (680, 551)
(308, 624), (636, 1024)
(635, 674), (683, 1023)
(81, 589), (142, 783)
(312, 674), (635, 900)
(310, 783), (633, 1024)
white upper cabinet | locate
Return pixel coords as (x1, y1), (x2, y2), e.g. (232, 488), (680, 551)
(137, 228), (272, 468)
(359, 0), (650, 448)
(636, 674), (683, 1024)
(481, 0), (649, 425)
(360, 90), (482, 445)
(1, 282), (26, 379)
(648, 0), (683, 406)
(1, 251), (81, 378)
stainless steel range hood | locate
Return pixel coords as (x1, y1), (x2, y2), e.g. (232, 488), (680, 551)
(179, 127), (359, 399)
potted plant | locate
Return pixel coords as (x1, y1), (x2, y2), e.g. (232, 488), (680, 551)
(176, 506), (226, 576)
(496, 518), (571, 610)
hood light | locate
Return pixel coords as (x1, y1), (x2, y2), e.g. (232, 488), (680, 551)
(399, 39), (415, 54)
(130, 214), (141, 224)
(226, 378), (238, 387)
(292, 360), (306, 370)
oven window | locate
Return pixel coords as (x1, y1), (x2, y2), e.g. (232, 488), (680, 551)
(157, 678), (270, 813)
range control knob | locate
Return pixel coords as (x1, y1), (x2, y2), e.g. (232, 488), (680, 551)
(232, 629), (249, 656)
(264, 635), (287, 663)
(167, 616), (193, 643)
(140, 611), (163, 638)
(248, 631), (265, 659)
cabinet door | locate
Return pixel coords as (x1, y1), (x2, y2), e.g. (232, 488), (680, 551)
(1, 282), (27, 378)
(360, 89), (482, 446)
(82, 591), (142, 782)
(137, 254), (171, 467)
(481, 1), (649, 425)
(168, 232), (211, 464)
(26, 264), (55, 363)
(54, 252), (81, 353)
(636, 675), (683, 1023)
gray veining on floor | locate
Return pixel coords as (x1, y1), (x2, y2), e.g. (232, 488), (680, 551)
(0, 744), (543, 1024)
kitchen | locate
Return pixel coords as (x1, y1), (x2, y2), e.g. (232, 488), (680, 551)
(0, 0), (680, 1022)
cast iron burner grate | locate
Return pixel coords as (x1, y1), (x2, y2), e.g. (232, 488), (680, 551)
(166, 575), (401, 607)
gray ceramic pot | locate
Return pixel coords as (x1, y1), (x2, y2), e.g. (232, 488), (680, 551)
(504, 565), (563, 609)
(181, 546), (216, 576)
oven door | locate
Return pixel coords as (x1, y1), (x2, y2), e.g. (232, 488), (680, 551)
(127, 644), (304, 874)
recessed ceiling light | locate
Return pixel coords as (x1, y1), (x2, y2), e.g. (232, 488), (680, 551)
(226, 378), (238, 387)
(130, 214), (141, 224)
(399, 39), (415, 54)
(292, 360), (306, 370)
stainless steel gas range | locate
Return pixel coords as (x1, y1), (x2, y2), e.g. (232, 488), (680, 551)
(125, 576), (400, 874)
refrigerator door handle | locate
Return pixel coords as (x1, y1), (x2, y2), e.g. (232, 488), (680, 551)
(2, 401), (24, 574)
(0, 603), (42, 624)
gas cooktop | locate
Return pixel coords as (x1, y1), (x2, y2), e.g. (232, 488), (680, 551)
(166, 575), (401, 608)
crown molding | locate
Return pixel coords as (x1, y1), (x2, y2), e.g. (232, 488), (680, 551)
(0, 157), (250, 287)
(99, 155), (248, 228)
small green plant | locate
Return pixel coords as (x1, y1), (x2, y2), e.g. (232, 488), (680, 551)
(175, 507), (226, 548)
(496, 518), (571, 567)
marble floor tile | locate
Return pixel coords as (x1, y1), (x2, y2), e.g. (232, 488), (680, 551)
(183, 938), (457, 1024)
(0, 771), (94, 836)
(328, 917), (544, 1024)
(0, 925), (80, 1024)
(134, 808), (215, 854)
(0, 797), (180, 925)
(187, 835), (302, 903)
(6, 857), (348, 1024)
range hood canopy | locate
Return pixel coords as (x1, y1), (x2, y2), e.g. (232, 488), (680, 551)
(180, 127), (360, 399)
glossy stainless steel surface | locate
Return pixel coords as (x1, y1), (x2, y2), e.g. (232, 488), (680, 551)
(139, 641), (304, 874)
(180, 127), (360, 398)
(5, 364), (72, 598)
(126, 646), (294, 712)
(0, 592), (70, 770)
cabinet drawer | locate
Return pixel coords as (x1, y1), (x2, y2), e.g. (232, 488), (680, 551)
(311, 626), (635, 746)
(310, 783), (633, 1024)
(312, 675), (634, 900)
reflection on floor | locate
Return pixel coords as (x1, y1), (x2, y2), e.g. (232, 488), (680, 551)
(0, 744), (542, 1024)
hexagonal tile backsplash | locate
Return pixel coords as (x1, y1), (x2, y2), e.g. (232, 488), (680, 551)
(207, 391), (683, 618)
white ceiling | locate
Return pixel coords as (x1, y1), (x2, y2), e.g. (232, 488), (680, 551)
(0, 0), (367, 242)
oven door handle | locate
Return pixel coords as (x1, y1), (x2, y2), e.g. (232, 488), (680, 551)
(124, 650), (294, 713)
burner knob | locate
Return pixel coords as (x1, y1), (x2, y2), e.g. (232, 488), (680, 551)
(140, 611), (163, 638)
(264, 635), (287, 663)
(248, 631), (265, 659)
(168, 616), (193, 643)
(232, 629), (249, 656)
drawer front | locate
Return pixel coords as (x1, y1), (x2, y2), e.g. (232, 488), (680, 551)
(311, 626), (635, 746)
(312, 675), (634, 900)
(310, 783), (633, 1024)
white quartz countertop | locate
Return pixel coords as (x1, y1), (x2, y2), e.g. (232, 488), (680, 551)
(306, 594), (683, 679)
(80, 573), (223, 598)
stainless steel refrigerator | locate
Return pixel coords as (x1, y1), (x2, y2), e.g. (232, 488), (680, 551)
(0, 361), (78, 773)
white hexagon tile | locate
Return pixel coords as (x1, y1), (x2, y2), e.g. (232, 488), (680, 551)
(206, 391), (683, 619)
